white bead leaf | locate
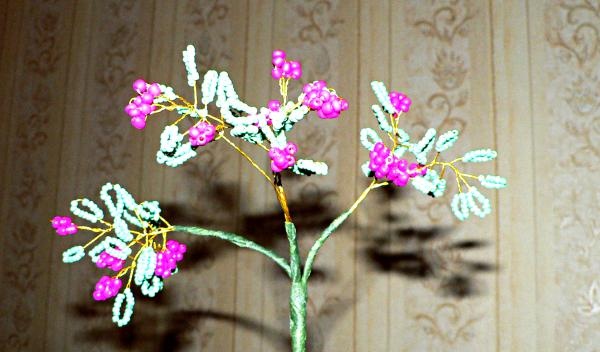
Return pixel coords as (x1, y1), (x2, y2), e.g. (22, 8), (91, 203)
(435, 130), (459, 152)
(371, 104), (393, 133)
(396, 128), (410, 143)
(291, 159), (329, 176)
(463, 149), (497, 163)
(70, 199), (104, 223)
(360, 128), (382, 150)
(62, 246), (85, 263)
(478, 174), (507, 189)
(411, 128), (437, 155)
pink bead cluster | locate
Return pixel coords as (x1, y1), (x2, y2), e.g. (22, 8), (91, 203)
(51, 216), (78, 236)
(125, 79), (162, 130)
(369, 142), (426, 187)
(269, 142), (298, 173)
(302, 80), (349, 119)
(389, 91), (411, 114)
(93, 275), (123, 301)
(154, 240), (187, 279)
(188, 122), (216, 147)
(271, 50), (302, 80)
(96, 251), (125, 272)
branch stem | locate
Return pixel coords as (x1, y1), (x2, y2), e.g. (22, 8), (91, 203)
(302, 180), (387, 284)
(174, 225), (291, 277)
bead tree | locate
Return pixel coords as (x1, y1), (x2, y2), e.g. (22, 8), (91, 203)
(51, 45), (506, 351)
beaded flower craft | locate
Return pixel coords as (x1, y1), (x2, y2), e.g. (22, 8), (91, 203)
(126, 45), (345, 179)
(360, 81), (507, 220)
(54, 182), (181, 327)
(53, 44), (505, 351)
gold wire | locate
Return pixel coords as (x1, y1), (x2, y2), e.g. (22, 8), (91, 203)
(220, 133), (274, 186)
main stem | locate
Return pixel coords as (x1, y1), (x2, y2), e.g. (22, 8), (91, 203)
(286, 221), (307, 352)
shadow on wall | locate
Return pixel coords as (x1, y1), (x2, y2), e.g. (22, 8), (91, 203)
(359, 184), (497, 299)
(68, 179), (497, 351)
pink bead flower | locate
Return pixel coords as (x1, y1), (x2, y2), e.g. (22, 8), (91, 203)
(368, 142), (425, 187)
(154, 240), (186, 279)
(302, 80), (348, 119)
(51, 216), (78, 236)
(125, 79), (162, 130)
(93, 276), (123, 301)
(389, 91), (411, 114)
(271, 50), (302, 80)
(96, 251), (125, 272)
(188, 122), (216, 147)
(269, 142), (298, 173)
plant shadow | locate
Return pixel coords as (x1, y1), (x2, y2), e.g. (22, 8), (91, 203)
(360, 185), (498, 298)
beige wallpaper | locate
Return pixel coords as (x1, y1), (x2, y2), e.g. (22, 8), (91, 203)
(0, 0), (598, 351)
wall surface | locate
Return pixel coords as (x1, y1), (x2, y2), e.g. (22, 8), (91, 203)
(1, 0), (599, 351)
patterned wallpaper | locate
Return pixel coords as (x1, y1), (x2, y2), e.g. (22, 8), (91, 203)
(0, 0), (598, 351)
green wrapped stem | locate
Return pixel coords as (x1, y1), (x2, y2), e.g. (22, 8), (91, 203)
(290, 280), (307, 352)
(302, 181), (387, 284)
(174, 225), (291, 277)
(285, 222), (308, 352)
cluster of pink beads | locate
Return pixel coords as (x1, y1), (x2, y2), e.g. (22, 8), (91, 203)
(125, 79), (162, 130)
(188, 122), (216, 147)
(96, 251), (125, 272)
(271, 50), (302, 80)
(302, 80), (349, 119)
(154, 240), (187, 279)
(269, 142), (298, 173)
(51, 216), (78, 236)
(93, 275), (123, 301)
(389, 91), (411, 114)
(369, 142), (426, 187)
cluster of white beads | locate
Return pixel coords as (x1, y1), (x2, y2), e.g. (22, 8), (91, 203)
(410, 128), (436, 165)
(182, 45), (199, 87)
(411, 169), (446, 198)
(370, 81), (395, 114)
(284, 104), (310, 131)
(70, 198), (104, 223)
(134, 247), (157, 286)
(156, 125), (197, 167)
(370, 104), (393, 133)
(463, 149), (497, 163)
(154, 84), (176, 103)
(435, 130), (459, 152)
(451, 187), (492, 221)
(104, 237), (132, 260)
(137, 201), (161, 223)
(62, 246), (85, 263)
(100, 183), (124, 219)
(112, 288), (135, 327)
(291, 159), (329, 176)
(359, 128), (383, 151)
(114, 217), (133, 242)
(141, 276), (163, 297)
(478, 174), (507, 189)
(201, 70), (218, 105)
(88, 240), (106, 263)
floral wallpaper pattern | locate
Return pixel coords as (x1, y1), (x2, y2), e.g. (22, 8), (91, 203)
(0, 0), (597, 351)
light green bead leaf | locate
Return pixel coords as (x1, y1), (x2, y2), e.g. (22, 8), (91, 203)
(62, 246), (85, 263)
(478, 174), (507, 189)
(291, 159), (329, 176)
(371, 104), (393, 133)
(435, 130), (459, 152)
(463, 149), (497, 163)
(359, 128), (382, 150)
